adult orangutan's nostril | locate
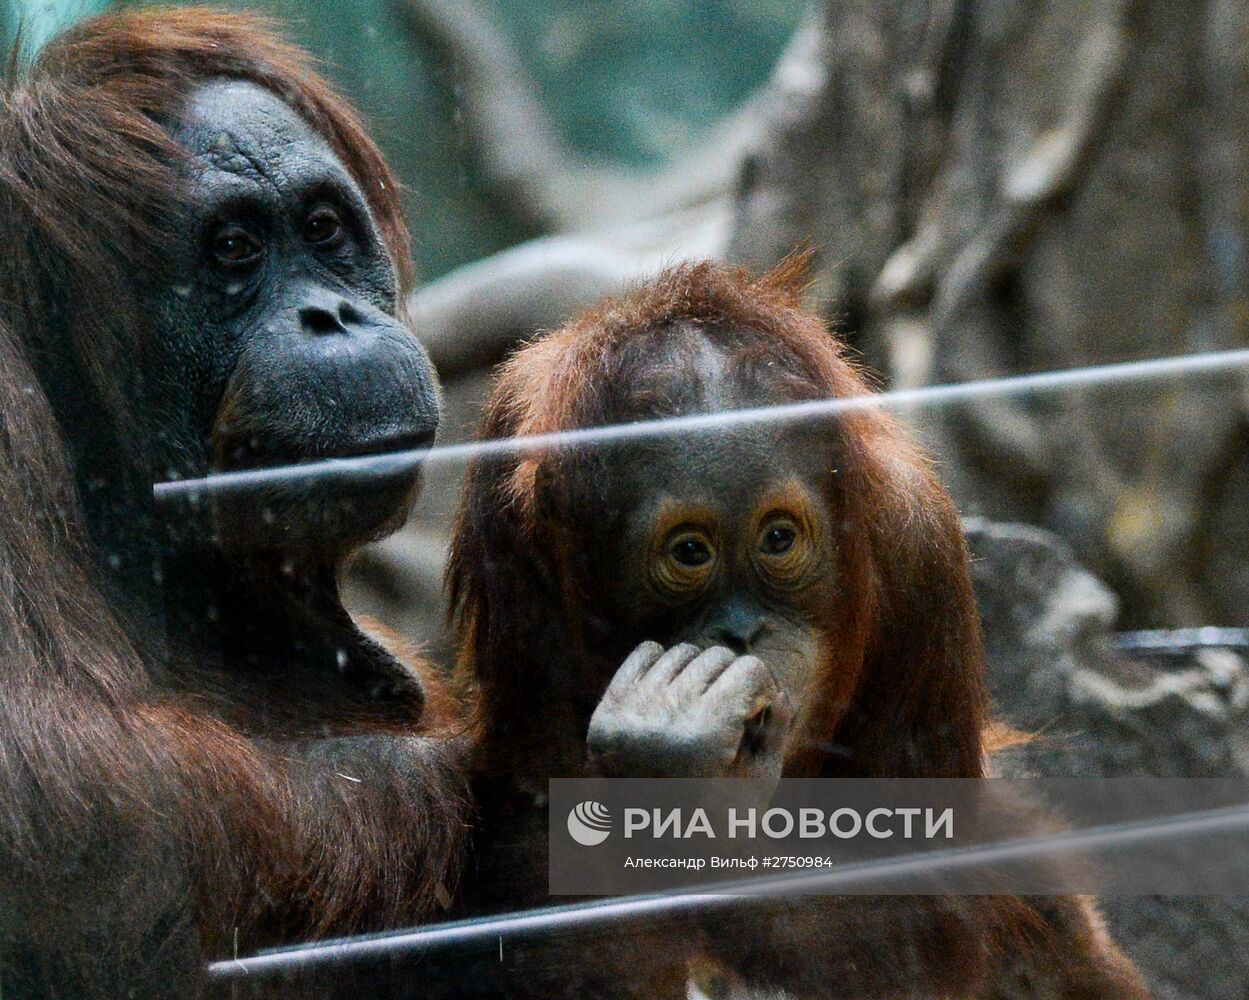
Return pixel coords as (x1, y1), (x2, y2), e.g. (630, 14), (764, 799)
(299, 304), (346, 335)
(338, 300), (365, 326)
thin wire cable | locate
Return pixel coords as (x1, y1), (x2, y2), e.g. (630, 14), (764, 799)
(157, 347), (1249, 502)
(1116, 627), (1249, 652)
(207, 801), (1249, 979)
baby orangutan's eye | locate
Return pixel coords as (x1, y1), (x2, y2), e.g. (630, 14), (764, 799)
(761, 526), (796, 555)
(649, 524), (716, 599)
(671, 537), (712, 567)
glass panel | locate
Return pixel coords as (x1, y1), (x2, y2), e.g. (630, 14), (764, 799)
(4, 2), (1247, 997)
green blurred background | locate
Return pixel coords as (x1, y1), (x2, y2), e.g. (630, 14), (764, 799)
(2, 0), (799, 280)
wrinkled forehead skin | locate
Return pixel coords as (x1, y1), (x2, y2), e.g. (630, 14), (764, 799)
(174, 79), (339, 189)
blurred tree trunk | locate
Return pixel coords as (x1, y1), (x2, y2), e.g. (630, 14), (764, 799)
(727, 0), (1249, 626)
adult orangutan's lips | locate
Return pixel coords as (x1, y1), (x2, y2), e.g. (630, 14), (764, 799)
(215, 427), (436, 472)
(319, 428), (436, 461)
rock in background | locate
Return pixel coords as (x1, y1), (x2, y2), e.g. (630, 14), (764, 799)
(967, 518), (1249, 1000)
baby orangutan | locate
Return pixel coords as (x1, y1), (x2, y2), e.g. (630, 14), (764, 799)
(447, 257), (1151, 998)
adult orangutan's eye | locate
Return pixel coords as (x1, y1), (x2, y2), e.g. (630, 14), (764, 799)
(211, 224), (262, 266)
(303, 206), (345, 248)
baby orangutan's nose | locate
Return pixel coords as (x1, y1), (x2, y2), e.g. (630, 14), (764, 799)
(708, 602), (770, 654)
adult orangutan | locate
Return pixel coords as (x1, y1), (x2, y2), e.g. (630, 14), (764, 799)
(447, 257), (1151, 997)
(0, 10), (468, 997)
